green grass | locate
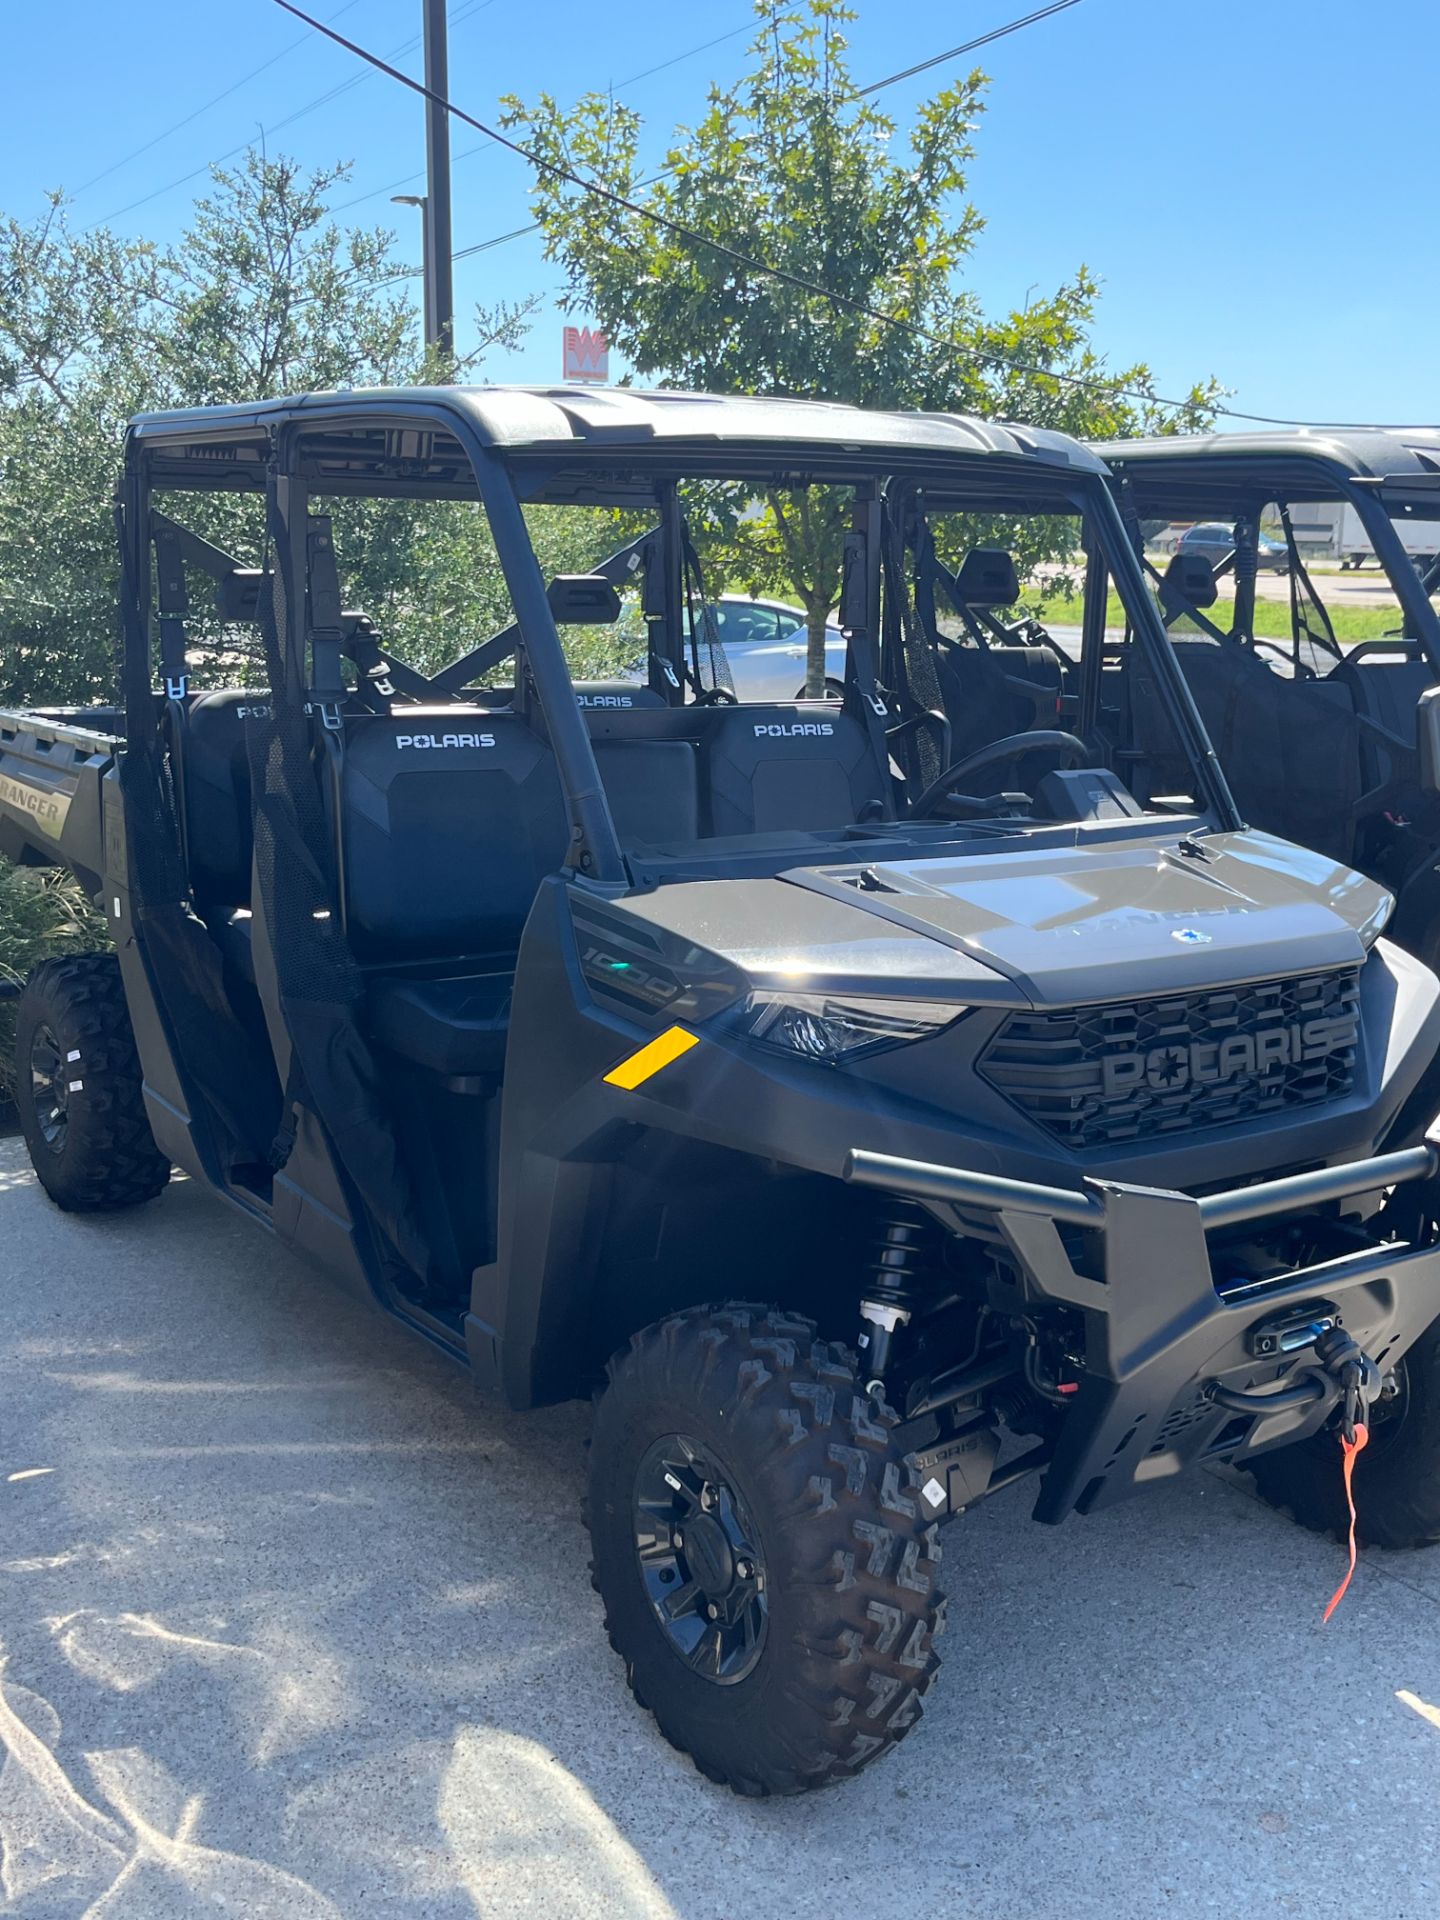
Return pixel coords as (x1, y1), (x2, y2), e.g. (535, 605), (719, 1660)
(1026, 590), (1405, 645)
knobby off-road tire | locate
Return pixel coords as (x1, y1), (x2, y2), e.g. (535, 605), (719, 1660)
(1246, 1314), (1440, 1549)
(586, 1303), (946, 1795)
(14, 953), (170, 1212)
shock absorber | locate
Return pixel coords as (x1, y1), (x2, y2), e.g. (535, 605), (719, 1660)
(858, 1199), (936, 1394)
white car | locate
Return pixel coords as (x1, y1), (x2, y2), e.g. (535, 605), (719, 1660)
(689, 596), (848, 701)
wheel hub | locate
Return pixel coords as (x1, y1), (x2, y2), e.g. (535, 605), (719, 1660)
(680, 1511), (733, 1595)
(633, 1433), (768, 1684)
(29, 1023), (68, 1152)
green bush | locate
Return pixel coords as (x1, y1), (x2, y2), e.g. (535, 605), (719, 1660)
(0, 865), (109, 1101)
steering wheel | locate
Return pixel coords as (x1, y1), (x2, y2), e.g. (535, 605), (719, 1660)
(694, 684), (738, 706)
(909, 730), (1090, 818)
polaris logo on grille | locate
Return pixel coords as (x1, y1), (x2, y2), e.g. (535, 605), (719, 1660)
(753, 722), (834, 738)
(395, 732), (497, 750)
(1101, 1014), (1358, 1097)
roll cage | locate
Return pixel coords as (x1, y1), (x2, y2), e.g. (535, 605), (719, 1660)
(1100, 428), (1440, 678)
(119, 386), (1239, 856)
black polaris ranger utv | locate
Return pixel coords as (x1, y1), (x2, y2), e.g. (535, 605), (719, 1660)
(6, 388), (1440, 1798)
(1099, 428), (1440, 964)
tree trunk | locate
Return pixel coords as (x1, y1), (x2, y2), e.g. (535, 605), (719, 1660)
(804, 601), (830, 700)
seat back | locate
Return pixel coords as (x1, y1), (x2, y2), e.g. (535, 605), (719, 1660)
(703, 708), (888, 836)
(1327, 648), (1430, 796)
(170, 688), (270, 908)
(934, 643), (1063, 764)
(592, 739), (700, 845)
(338, 712), (569, 962)
(1127, 639), (1363, 858)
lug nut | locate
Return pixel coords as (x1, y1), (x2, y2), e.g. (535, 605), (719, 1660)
(736, 1559), (754, 1580)
(706, 1603), (720, 1621)
(672, 1530), (684, 1549)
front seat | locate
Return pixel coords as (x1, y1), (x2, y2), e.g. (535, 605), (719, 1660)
(933, 548), (1064, 764)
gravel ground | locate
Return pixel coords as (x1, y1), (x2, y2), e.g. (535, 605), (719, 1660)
(3, 1134), (1440, 1918)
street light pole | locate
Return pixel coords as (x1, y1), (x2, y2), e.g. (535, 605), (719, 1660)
(422, 0), (454, 363)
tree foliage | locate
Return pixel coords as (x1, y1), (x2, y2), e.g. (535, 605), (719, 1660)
(505, 0), (1223, 689)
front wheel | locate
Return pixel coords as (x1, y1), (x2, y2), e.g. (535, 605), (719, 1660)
(1245, 1315), (1440, 1548)
(14, 953), (170, 1212)
(586, 1304), (946, 1795)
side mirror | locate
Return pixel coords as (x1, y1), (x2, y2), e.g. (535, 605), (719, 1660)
(1418, 684), (1440, 794)
(1161, 552), (1218, 611)
(547, 574), (622, 624)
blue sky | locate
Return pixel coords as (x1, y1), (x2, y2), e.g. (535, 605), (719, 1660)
(2, 0), (1436, 428)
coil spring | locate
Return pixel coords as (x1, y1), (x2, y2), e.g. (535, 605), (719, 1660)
(866, 1198), (937, 1311)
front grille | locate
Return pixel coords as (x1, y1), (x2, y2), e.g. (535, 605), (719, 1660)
(981, 967), (1362, 1151)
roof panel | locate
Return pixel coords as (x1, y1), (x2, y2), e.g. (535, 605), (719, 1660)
(1098, 426), (1440, 493)
(127, 384), (1109, 476)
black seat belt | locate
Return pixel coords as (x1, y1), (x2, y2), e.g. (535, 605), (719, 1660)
(152, 517), (191, 703)
(306, 515), (347, 730)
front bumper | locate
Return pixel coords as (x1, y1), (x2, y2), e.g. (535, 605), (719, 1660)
(845, 1143), (1440, 1523)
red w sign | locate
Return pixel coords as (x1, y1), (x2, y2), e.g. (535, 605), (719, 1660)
(563, 325), (610, 383)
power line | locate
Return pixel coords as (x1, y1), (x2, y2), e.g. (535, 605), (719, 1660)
(88, 0), (495, 231)
(68, 0), (366, 200)
(856, 1), (1082, 94)
(438, 9), (1093, 279)
(329, 16), (756, 219)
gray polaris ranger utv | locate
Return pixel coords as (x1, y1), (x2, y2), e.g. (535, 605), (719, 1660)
(6, 388), (1440, 1797)
(1099, 428), (1440, 965)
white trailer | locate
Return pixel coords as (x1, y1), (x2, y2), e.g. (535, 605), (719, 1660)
(1333, 500), (1440, 570)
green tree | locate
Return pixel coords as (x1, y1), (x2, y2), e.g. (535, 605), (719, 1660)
(505, 0), (1221, 691)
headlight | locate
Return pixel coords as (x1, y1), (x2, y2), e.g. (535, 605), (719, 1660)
(734, 991), (967, 1065)
(1359, 891), (1396, 949)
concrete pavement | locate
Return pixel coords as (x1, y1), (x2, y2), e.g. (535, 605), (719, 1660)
(3, 1133), (1440, 1918)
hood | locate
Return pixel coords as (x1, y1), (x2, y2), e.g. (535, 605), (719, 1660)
(783, 830), (1390, 1006)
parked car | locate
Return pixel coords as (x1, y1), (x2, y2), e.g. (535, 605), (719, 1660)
(1177, 522), (1289, 572)
(690, 595), (847, 700)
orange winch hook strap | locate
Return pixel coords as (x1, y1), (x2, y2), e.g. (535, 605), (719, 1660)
(1322, 1422), (1370, 1624)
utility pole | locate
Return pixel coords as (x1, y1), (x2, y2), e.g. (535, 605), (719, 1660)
(391, 194), (432, 346)
(422, 0), (455, 363)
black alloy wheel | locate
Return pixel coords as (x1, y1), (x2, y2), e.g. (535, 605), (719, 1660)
(633, 1433), (768, 1684)
(28, 1022), (69, 1151)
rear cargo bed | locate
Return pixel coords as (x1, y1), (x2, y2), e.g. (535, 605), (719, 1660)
(0, 707), (121, 885)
